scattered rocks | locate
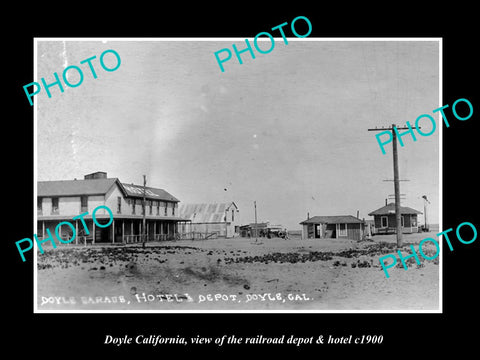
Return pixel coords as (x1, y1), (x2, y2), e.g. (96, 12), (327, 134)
(36, 241), (421, 279)
(38, 263), (53, 270)
(355, 260), (372, 268)
(223, 251), (334, 265)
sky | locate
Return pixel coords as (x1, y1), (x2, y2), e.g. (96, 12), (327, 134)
(36, 39), (440, 230)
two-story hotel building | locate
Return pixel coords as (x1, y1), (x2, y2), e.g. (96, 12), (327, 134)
(37, 171), (188, 244)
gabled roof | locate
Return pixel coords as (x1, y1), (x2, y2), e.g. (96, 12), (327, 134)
(38, 178), (121, 197)
(300, 215), (363, 225)
(368, 202), (422, 216)
(179, 202), (238, 223)
(121, 183), (179, 202)
(37, 177), (179, 202)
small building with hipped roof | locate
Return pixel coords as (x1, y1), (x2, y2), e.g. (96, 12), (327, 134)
(368, 202), (422, 234)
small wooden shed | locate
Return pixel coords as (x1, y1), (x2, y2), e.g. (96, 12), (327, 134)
(300, 215), (365, 241)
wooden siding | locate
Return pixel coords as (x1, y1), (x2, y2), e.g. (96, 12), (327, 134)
(346, 223), (362, 241)
(373, 214), (419, 234)
(303, 222), (364, 240)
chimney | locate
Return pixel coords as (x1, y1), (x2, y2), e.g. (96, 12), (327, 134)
(84, 171), (107, 180)
(385, 198), (387, 206)
(307, 212), (310, 220)
(356, 210), (359, 219)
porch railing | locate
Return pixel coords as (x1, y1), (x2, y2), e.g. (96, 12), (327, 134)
(123, 234), (172, 243)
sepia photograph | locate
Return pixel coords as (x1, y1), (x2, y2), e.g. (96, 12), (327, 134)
(34, 38), (441, 312)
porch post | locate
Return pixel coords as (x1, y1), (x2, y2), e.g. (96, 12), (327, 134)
(93, 220), (95, 244)
(112, 219), (115, 244)
(122, 220), (125, 243)
(42, 221), (45, 240)
(131, 221), (133, 243)
(154, 221), (156, 240)
(75, 220), (78, 245)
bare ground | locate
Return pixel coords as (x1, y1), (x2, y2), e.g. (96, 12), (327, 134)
(36, 232), (440, 311)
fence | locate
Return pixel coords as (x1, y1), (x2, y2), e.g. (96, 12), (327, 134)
(177, 232), (218, 240)
(48, 232), (219, 247)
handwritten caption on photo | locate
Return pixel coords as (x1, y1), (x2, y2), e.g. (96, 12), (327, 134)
(39, 292), (313, 306)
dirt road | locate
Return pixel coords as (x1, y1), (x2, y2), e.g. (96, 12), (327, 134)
(36, 233), (440, 311)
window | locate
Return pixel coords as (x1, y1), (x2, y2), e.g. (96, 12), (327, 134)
(117, 197), (121, 214)
(37, 197), (42, 215)
(80, 196), (88, 213)
(37, 197), (43, 215)
(412, 216), (417, 227)
(401, 216), (405, 227)
(51, 197), (59, 214)
(132, 199), (136, 215)
(338, 223), (347, 236)
(164, 202), (168, 216)
(149, 200), (153, 215)
(381, 216), (388, 228)
(232, 209), (235, 222)
(141, 199), (145, 215)
(172, 203), (175, 216)
(156, 201), (160, 215)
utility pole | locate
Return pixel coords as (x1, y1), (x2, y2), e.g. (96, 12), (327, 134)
(391, 128), (403, 247)
(368, 124), (418, 248)
(422, 195), (430, 232)
(388, 193), (406, 204)
(142, 174), (146, 249)
(254, 200), (258, 243)
(225, 209), (228, 238)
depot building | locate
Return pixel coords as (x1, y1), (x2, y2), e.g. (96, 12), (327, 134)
(36, 171), (189, 244)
